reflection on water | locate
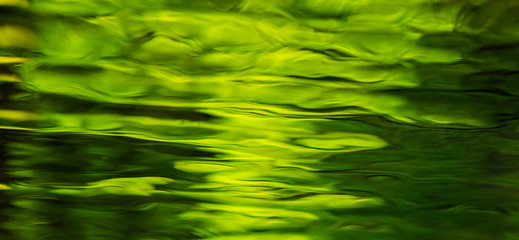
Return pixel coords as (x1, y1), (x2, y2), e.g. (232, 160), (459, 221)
(1, 0), (519, 239)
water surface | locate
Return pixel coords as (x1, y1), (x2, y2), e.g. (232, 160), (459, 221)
(1, 0), (519, 239)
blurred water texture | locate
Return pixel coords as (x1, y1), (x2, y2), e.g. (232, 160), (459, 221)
(1, 0), (519, 239)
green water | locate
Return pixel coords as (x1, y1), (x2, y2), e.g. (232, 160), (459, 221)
(1, 0), (519, 239)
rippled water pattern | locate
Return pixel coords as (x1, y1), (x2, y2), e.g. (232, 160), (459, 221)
(1, 0), (519, 239)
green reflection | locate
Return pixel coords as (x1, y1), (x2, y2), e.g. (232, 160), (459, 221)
(1, 0), (519, 240)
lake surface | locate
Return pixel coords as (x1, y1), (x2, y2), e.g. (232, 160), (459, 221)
(1, 1), (519, 239)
